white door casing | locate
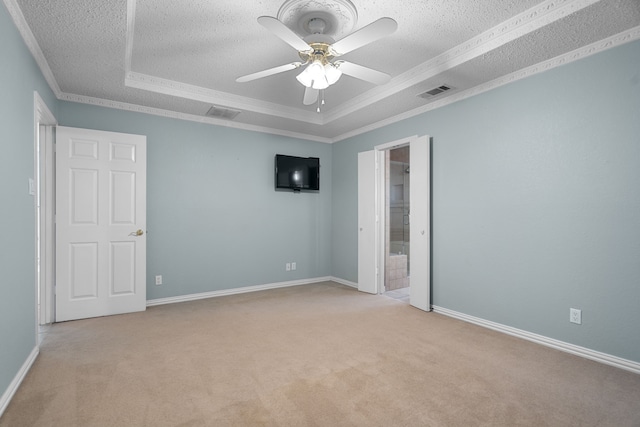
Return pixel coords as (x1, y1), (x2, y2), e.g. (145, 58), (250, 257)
(38, 124), (56, 325)
(358, 150), (377, 294)
(55, 126), (147, 322)
(34, 91), (57, 326)
(409, 136), (431, 311)
(358, 136), (431, 308)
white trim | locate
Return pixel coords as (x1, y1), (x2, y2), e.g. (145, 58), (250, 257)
(125, 72), (323, 125)
(123, 0), (320, 125)
(8, 0), (639, 144)
(374, 136), (415, 151)
(330, 276), (358, 289)
(3, 0), (61, 97)
(34, 92), (57, 125)
(120, 0), (601, 128)
(0, 347), (39, 418)
(333, 25), (640, 142)
(146, 276), (332, 307)
(432, 305), (640, 375)
(84, 24), (640, 144)
(323, 0), (601, 125)
(57, 92), (332, 144)
(34, 92), (57, 328)
(373, 136), (416, 297)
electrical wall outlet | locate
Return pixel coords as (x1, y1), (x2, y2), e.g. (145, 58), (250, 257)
(286, 263), (291, 271)
(155, 275), (162, 285)
(291, 262), (296, 271)
(570, 308), (581, 324)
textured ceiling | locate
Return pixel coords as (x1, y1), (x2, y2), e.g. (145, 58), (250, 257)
(7, 0), (640, 142)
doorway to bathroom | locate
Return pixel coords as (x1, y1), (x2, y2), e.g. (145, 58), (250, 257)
(385, 146), (411, 303)
(357, 134), (430, 311)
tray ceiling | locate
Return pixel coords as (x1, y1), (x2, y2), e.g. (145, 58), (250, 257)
(6, 0), (640, 142)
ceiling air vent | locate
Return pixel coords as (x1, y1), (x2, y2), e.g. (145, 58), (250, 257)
(205, 105), (242, 120)
(417, 85), (452, 99)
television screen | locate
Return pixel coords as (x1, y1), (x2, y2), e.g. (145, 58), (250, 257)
(275, 155), (320, 191)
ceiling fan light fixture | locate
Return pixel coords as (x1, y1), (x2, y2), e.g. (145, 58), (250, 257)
(311, 75), (329, 90)
(325, 63), (342, 85)
(307, 60), (325, 79)
(296, 59), (331, 89)
(296, 68), (313, 87)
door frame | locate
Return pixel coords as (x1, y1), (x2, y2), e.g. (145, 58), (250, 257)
(374, 136), (417, 295)
(34, 92), (57, 328)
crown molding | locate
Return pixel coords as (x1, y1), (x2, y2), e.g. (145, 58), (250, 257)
(124, 0), (321, 126)
(8, 0), (636, 145)
(122, 0), (601, 127)
(3, 0), (61, 97)
(323, 0), (602, 124)
(332, 25), (640, 143)
(124, 72), (323, 125)
(58, 92), (332, 143)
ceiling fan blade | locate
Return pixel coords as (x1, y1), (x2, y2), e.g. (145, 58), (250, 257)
(257, 16), (311, 52)
(236, 62), (301, 83)
(337, 61), (391, 85)
(331, 17), (397, 56)
(303, 87), (318, 105)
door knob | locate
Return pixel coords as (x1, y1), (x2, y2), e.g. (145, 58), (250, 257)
(130, 229), (144, 236)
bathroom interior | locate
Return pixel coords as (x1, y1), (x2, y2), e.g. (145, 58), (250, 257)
(385, 146), (410, 301)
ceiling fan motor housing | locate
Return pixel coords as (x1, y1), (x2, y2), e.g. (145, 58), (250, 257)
(299, 42), (335, 65)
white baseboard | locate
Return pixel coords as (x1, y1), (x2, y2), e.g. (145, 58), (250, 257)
(432, 305), (640, 375)
(0, 346), (39, 418)
(147, 276), (332, 307)
(330, 276), (358, 289)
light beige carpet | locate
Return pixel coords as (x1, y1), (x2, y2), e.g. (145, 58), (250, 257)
(2, 282), (639, 426)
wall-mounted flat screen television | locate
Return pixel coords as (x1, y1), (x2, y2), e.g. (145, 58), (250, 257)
(275, 154), (320, 192)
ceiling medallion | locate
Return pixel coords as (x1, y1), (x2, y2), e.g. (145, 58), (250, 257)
(277, 0), (358, 40)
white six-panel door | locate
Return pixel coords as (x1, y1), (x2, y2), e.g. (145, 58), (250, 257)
(55, 126), (146, 322)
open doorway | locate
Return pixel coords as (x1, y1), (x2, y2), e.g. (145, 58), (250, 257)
(357, 135), (430, 311)
(384, 146), (410, 303)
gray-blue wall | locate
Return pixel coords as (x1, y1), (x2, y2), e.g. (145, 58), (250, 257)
(332, 40), (640, 362)
(57, 104), (333, 300)
(0, 3), (58, 400)
(2, 1), (640, 408)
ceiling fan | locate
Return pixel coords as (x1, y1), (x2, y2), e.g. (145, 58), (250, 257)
(236, 9), (397, 109)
